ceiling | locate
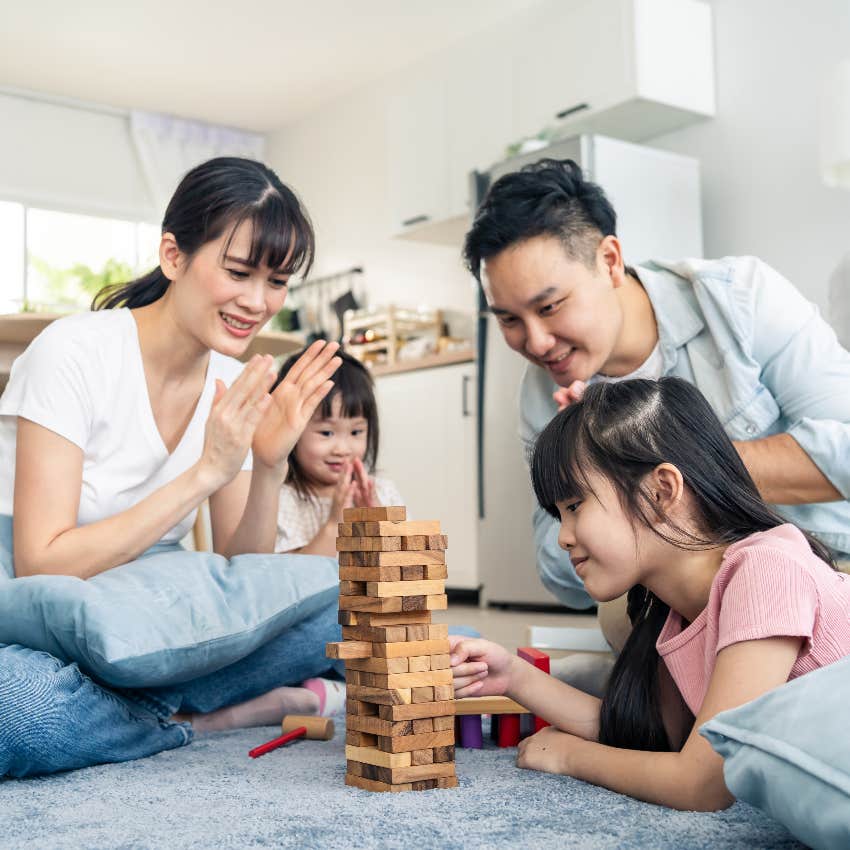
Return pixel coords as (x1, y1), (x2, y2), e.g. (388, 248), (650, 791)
(1, 1), (542, 131)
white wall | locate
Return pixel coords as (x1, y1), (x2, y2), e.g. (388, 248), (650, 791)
(265, 71), (477, 319)
(654, 0), (850, 312)
(268, 0), (850, 319)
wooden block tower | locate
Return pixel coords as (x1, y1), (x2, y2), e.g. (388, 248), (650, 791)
(326, 505), (458, 793)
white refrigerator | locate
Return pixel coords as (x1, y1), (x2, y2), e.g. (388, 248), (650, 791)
(474, 134), (703, 607)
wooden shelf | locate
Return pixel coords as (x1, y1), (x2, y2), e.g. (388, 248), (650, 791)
(369, 349), (474, 377)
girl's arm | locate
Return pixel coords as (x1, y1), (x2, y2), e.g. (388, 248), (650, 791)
(521, 635), (802, 811)
(14, 357), (275, 578)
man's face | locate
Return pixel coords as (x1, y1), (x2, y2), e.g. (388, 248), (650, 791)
(480, 235), (625, 387)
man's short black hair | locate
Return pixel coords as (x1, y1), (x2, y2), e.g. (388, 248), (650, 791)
(462, 158), (619, 282)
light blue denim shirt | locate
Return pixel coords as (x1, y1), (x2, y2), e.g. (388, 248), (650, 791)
(519, 256), (850, 610)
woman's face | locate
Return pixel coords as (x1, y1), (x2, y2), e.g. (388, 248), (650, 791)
(163, 219), (290, 358)
(480, 235), (625, 388)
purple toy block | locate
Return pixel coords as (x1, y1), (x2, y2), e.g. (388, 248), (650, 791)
(459, 714), (483, 749)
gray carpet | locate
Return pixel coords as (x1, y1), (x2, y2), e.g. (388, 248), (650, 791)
(0, 718), (803, 850)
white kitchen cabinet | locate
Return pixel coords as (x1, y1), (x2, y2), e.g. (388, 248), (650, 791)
(511, 0), (715, 144)
(385, 0), (714, 243)
(374, 362), (478, 590)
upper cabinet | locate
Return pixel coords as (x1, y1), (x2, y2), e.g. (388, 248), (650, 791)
(386, 0), (714, 242)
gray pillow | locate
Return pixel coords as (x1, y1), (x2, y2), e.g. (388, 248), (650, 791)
(700, 654), (850, 850)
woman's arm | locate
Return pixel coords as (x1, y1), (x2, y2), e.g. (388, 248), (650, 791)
(519, 636), (802, 811)
(13, 419), (220, 578)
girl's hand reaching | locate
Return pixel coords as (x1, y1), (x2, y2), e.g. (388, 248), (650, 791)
(252, 341), (342, 473)
(449, 636), (517, 698)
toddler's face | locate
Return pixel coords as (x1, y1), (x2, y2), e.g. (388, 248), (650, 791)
(555, 469), (649, 602)
(294, 395), (368, 488)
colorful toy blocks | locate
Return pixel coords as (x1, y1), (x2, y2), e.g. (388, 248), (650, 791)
(326, 505), (458, 793)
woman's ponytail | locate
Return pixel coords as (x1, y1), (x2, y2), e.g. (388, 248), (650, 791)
(92, 267), (170, 310)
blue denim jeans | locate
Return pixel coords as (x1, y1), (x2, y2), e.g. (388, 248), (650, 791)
(0, 522), (342, 778)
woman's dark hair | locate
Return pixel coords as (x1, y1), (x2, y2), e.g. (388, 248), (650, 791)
(273, 348), (379, 500)
(531, 377), (835, 753)
(463, 158), (632, 281)
(93, 157), (314, 310)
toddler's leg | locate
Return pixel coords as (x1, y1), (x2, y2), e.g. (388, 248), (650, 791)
(0, 644), (190, 778)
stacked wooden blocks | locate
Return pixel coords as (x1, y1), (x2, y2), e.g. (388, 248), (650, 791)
(326, 505), (458, 793)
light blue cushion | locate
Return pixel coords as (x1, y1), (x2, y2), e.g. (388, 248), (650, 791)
(0, 516), (339, 688)
(700, 655), (850, 850)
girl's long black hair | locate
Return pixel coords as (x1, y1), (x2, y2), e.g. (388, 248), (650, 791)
(531, 377), (834, 752)
(273, 348), (379, 501)
(93, 157), (314, 310)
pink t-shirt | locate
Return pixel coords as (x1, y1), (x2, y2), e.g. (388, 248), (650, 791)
(656, 524), (850, 716)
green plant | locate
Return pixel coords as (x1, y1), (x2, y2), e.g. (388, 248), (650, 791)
(27, 256), (136, 310)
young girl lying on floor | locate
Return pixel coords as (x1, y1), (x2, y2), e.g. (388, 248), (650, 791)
(450, 377), (850, 811)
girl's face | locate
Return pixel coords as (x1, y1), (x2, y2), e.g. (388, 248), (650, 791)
(294, 395), (369, 489)
(555, 468), (653, 602)
(162, 219), (290, 358)
(481, 235), (625, 388)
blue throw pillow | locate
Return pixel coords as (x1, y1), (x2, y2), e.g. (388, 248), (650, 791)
(700, 655), (850, 850)
(0, 518), (339, 687)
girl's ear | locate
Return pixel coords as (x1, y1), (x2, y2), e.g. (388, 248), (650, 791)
(159, 232), (182, 282)
(648, 462), (684, 516)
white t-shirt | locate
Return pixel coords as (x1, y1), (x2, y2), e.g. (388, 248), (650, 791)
(588, 342), (664, 384)
(0, 308), (251, 543)
(275, 476), (404, 553)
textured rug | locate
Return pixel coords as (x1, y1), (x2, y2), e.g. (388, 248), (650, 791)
(0, 718), (803, 850)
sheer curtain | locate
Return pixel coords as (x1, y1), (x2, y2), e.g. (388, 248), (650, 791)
(130, 111), (265, 219)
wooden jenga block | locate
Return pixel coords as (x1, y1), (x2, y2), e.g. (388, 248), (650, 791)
(338, 610), (358, 626)
(345, 656), (408, 674)
(347, 715), (414, 737)
(367, 669), (453, 690)
(341, 624), (407, 642)
(338, 550), (445, 567)
(351, 520), (441, 537)
(437, 776), (459, 789)
(339, 566), (402, 582)
(374, 638), (451, 658)
(377, 700), (455, 721)
(345, 773), (414, 793)
(342, 506), (406, 522)
(412, 718), (434, 734)
(355, 610), (433, 627)
(411, 687), (435, 703)
(425, 535), (448, 550)
(376, 730), (455, 754)
(430, 654), (451, 670)
(455, 696), (530, 714)
(406, 623), (448, 641)
(354, 762), (455, 785)
(347, 685), (412, 705)
(433, 716), (455, 732)
(407, 656), (430, 673)
(401, 536), (427, 551)
(338, 593), (447, 613)
(337, 522), (354, 537)
(346, 730), (377, 747)
(339, 580), (366, 595)
(434, 684), (454, 701)
(400, 565), (425, 580)
(326, 640), (371, 659)
(366, 579), (445, 599)
(345, 745), (412, 768)
(337, 536), (402, 552)
(346, 698), (378, 716)
(433, 745), (456, 763)
(411, 748), (434, 765)
(423, 564), (449, 580)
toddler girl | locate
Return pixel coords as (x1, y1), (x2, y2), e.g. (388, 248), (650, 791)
(274, 348), (402, 557)
(451, 377), (850, 810)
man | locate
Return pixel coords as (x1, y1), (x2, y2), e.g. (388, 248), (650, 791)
(463, 158), (850, 650)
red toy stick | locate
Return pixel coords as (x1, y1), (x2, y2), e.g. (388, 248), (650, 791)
(249, 725), (307, 759)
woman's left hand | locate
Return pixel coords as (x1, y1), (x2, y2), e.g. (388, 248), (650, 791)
(252, 341), (341, 472)
(517, 726), (580, 776)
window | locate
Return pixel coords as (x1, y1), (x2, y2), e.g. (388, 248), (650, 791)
(0, 202), (159, 314)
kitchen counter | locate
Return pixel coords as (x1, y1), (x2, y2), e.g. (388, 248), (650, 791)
(369, 348), (474, 377)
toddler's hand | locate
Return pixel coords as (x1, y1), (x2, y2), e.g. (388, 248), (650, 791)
(449, 636), (516, 698)
(552, 380), (586, 412)
(329, 460), (356, 522)
(351, 457), (378, 507)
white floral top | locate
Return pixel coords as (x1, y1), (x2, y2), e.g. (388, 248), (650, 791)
(275, 476), (404, 553)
